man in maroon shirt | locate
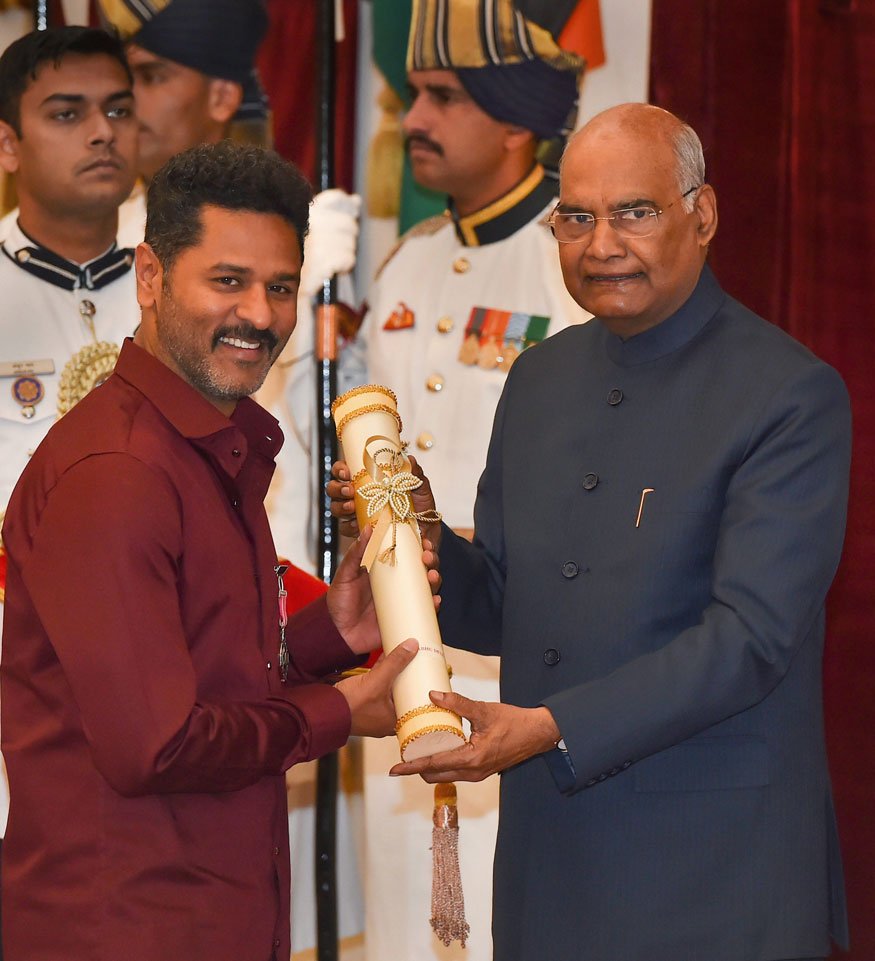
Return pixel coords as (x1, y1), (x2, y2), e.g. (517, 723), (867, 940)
(0, 141), (421, 961)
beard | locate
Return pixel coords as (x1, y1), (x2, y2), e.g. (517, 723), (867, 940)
(155, 291), (281, 407)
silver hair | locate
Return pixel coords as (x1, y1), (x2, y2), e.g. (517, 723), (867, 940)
(671, 122), (706, 211)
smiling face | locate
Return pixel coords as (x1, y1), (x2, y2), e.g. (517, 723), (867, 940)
(557, 111), (717, 339)
(135, 205), (302, 415)
(0, 52), (137, 221)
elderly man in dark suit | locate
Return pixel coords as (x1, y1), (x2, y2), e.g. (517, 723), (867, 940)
(333, 102), (852, 961)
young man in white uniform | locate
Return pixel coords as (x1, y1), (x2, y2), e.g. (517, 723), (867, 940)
(0, 26), (140, 855)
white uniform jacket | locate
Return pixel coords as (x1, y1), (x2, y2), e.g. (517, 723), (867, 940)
(0, 221), (139, 513)
(356, 164), (588, 530)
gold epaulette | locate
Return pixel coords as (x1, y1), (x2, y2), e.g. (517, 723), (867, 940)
(375, 212), (451, 280)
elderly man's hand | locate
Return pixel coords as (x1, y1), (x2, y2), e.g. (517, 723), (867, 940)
(388, 692), (561, 782)
(327, 456), (442, 550)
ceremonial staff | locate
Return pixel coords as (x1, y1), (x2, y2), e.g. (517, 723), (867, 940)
(32, 0), (49, 30)
(314, 1), (340, 959)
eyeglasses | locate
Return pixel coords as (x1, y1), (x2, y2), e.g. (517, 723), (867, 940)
(548, 186), (700, 243)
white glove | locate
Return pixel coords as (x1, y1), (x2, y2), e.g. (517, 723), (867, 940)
(299, 188), (361, 297)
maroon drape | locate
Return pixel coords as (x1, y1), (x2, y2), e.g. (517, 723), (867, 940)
(256, 0), (358, 191)
(650, 2), (875, 957)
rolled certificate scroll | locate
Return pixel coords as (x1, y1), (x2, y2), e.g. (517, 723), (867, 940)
(332, 385), (467, 761)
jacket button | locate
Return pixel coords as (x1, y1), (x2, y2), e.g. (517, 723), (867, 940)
(543, 648), (560, 666)
(582, 472), (599, 490)
(561, 561), (579, 579)
(426, 373), (444, 392)
(607, 388), (624, 406)
(436, 316), (454, 334)
(231, 448), (241, 457)
(416, 431), (434, 450)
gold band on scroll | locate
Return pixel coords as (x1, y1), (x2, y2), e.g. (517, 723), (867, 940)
(399, 725), (468, 760)
(395, 703), (462, 732)
(330, 383), (398, 415)
(335, 404), (402, 443)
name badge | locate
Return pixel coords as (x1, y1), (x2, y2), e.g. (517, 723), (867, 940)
(0, 358), (56, 377)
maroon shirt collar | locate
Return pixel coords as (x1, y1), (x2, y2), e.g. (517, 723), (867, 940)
(112, 338), (283, 477)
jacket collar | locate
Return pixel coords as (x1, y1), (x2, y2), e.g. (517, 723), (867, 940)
(1, 220), (134, 292)
(450, 164), (557, 248)
(604, 265), (728, 367)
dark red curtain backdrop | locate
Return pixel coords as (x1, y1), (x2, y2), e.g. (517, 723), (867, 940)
(257, 0), (359, 191)
(650, 2), (875, 956)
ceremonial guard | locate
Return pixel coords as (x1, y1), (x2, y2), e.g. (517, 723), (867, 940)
(350, 3), (589, 959)
(0, 26), (139, 841)
(0, 24), (139, 525)
(360, 3), (588, 534)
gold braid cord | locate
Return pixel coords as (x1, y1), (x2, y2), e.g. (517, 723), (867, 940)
(57, 342), (120, 416)
(335, 403), (402, 444)
(394, 704), (461, 732)
(356, 447), (441, 566)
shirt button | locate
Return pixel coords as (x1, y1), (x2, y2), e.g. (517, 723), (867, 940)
(231, 448), (241, 457)
(232, 498), (240, 509)
(426, 374), (444, 392)
(582, 472), (599, 490)
(452, 257), (470, 274)
(543, 648), (561, 666)
(416, 431), (434, 451)
(266, 661), (272, 670)
(273, 938), (281, 948)
(607, 388), (624, 406)
(273, 846), (280, 856)
(561, 561), (579, 579)
(436, 316), (454, 334)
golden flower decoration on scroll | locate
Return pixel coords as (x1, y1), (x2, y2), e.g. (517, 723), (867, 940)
(359, 467), (421, 523)
(357, 448), (441, 565)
